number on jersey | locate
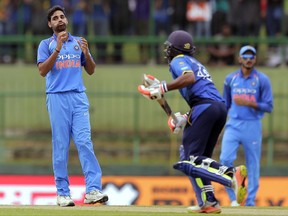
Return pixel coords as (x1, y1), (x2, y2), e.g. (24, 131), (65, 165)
(197, 66), (212, 82)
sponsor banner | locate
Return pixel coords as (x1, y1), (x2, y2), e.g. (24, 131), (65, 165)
(0, 175), (286, 206)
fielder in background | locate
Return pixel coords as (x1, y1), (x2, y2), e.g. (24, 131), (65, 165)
(220, 45), (273, 206)
(138, 30), (247, 214)
(36, 5), (108, 207)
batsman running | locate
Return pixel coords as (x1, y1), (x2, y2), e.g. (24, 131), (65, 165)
(138, 30), (247, 214)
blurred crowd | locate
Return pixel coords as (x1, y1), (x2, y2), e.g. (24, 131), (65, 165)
(0, 0), (286, 66)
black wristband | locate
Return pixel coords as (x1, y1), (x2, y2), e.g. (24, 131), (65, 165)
(55, 49), (60, 53)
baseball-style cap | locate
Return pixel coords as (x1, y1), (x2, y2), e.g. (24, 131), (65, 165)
(239, 45), (256, 56)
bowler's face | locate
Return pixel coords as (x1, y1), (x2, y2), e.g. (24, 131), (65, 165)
(48, 10), (68, 33)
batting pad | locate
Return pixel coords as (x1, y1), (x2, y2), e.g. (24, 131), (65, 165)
(173, 160), (233, 187)
(189, 177), (206, 207)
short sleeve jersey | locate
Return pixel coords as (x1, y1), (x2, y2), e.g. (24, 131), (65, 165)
(169, 54), (225, 107)
(37, 33), (88, 93)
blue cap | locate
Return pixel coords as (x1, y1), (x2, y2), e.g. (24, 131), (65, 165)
(239, 45), (256, 56)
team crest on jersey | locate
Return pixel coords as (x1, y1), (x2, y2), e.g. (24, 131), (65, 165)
(251, 81), (256, 86)
(184, 43), (190, 49)
(74, 45), (80, 50)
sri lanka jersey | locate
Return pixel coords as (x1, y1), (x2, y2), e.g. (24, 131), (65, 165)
(169, 54), (225, 107)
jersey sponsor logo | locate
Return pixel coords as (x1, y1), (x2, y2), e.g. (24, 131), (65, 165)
(233, 88), (256, 94)
(56, 53), (81, 70)
(233, 88), (257, 102)
(57, 54), (81, 60)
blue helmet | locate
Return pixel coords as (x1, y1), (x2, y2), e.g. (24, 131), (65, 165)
(164, 30), (196, 63)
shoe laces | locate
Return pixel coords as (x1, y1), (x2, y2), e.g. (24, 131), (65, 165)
(88, 190), (101, 195)
(60, 196), (72, 200)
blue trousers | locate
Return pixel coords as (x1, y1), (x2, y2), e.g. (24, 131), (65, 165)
(46, 92), (102, 196)
(181, 101), (227, 206)
(220, 118), (262, 206)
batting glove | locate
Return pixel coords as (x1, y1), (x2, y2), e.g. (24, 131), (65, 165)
(138, 82), (168, 100)
(143, 74), (160, 87)
(168, 112), (188, 134)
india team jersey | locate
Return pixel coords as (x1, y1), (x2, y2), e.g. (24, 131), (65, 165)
(37, 33), (88, 93)
(169, 54), (224, 107)
(223, 69), (273, 120)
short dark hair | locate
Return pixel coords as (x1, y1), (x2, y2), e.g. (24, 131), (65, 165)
(47, 5), (66, 21)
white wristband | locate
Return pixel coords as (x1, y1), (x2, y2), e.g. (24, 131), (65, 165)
(162, 82), (168, 92)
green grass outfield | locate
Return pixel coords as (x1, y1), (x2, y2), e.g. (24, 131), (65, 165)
(0, 63), (287, 133)
(0, 63), (287, 167)
(0, 205), (288, 216)
(1, 63), (286, 94)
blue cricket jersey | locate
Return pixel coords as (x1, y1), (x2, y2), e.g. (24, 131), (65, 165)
(37, 33), (88, 93)
(169, 54), (225, 107)
(223, 68), (273, 120)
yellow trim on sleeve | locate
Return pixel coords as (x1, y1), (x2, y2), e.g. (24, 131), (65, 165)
(182, 70), (193, 75)
(174, 54), (185, 59)
(173, 54), (194, 75)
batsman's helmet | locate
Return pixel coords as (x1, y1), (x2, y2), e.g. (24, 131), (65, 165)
(164, 30), (196, 63)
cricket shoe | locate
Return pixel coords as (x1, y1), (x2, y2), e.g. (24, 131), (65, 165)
(187, 201), (221, 214)
(232, 165), (247, 205)
(57, 195), (75, 207)
(231, 200), (240, 207)
(84, 190), (109, 204)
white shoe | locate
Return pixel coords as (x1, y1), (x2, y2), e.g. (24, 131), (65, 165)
(231, 200), (240, 207)
(57, 195), (75, 207)
(84, 190), (108, 204)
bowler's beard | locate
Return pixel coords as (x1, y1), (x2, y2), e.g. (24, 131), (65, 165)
(55, 23), (66, 33)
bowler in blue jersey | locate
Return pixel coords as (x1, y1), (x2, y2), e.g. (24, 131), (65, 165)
(37, 5), (108, 207)
(220, 45), (273, 206)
